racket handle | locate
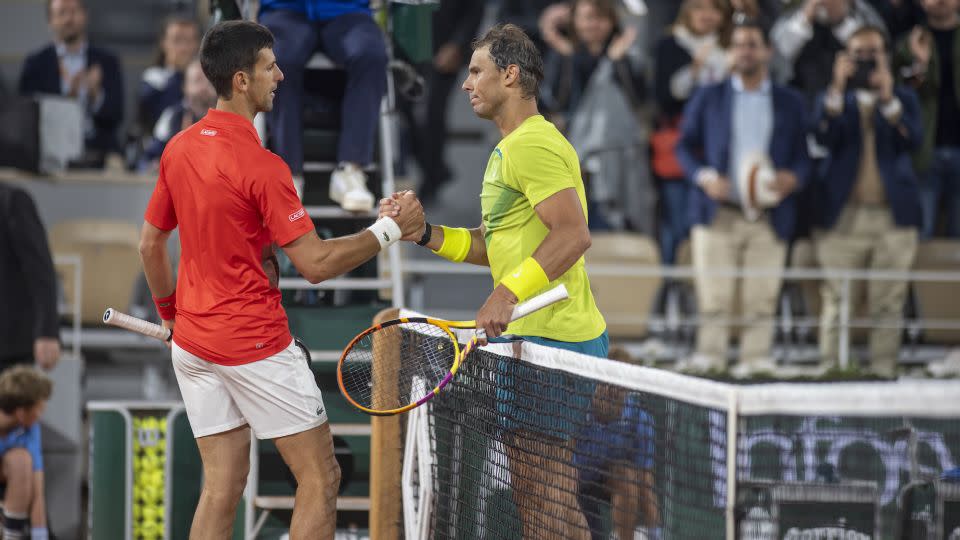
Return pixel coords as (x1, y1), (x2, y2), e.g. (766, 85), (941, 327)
(510, 284), (569, 321)
(103, 308), (172, 342)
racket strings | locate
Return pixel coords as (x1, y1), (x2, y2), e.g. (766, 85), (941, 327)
(340, 322), (458, 411)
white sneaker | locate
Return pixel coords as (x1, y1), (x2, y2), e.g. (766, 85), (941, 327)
(675, 353), (720, 374)
(329, 163), (374, 212)
(730, 359), (777, 379)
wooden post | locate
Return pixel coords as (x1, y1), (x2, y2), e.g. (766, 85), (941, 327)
(369, 307), (402, 540)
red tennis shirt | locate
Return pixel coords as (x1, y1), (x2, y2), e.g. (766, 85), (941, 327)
(144, 109), (313, 365)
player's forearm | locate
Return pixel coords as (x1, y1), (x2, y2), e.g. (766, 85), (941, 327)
(464, 228), (489, 266)
(304, 232), (381, 284)
(530, 224), (590, 280)
(424, 225), (489, 266)
(139, 240), (175, 298)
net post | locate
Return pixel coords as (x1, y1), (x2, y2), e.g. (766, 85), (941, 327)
(725, 389), (739, 540)
(370, 307), (402, 540)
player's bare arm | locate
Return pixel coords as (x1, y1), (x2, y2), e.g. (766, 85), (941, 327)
(138, 222), (176, 337)
(528, 187), (591, 279)
(378, 194), (490, 266)
(284, 195), (424, 283)
(475, 188), (590, 338)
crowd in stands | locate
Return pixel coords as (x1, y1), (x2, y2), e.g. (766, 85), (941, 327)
(5, 0), (960, 377)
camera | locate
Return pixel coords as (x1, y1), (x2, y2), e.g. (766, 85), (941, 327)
(848, 58), (877, 90)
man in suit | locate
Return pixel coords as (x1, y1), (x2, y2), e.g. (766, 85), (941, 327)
(676, 19), (811, 376)
(0, 183), (60, 374)
(812, 25), (923, 377)
(18, 0), (124, 167)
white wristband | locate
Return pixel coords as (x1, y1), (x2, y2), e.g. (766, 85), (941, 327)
(367, 217), (402, 250)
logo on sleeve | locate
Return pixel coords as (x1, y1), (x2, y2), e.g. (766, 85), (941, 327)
(200, 129), (218, 137)
(288, 208), (306, 222)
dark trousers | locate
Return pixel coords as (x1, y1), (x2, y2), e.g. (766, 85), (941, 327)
(921, 146), (960, 238)
(657, 178), (690, 265)
(260, 10), (387, 174)
(404, 68), (460, 201)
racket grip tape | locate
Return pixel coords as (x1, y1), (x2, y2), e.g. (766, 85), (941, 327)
(509, 284), (569, 321)
(102, 308), (172, 342)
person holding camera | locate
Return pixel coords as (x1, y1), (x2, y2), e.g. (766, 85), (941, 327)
(811, 25), (923, 377)
(770, 0), (886, 104)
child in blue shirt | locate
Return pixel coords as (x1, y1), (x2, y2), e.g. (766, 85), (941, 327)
(0, 366), (52, 540)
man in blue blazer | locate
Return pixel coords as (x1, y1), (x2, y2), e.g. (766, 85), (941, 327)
(676, 20), (811, 376)
(17, 0), (124, 167)
(811, 25), (923, 377)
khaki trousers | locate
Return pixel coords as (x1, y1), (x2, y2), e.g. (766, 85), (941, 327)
(692, 207), (787, 369)
(814, 205), (918, 376)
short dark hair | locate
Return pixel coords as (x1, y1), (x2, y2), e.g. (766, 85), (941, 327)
(848, 25), (889, 51)
(154, 15), (201, 67)
(47, 0), (85, 19)
(199, 21), (274, 99)
(731, 16), (770, 47)
(472, 23), (543, 99)
(0, 366), (52, 415)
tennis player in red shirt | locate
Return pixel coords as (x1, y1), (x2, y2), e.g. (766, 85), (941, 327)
(138, 21), (422, 538)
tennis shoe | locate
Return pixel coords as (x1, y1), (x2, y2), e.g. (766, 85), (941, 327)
(330, 163), (374, 212)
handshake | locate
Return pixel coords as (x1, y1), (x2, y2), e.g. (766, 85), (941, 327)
(379, 190), (429, 243)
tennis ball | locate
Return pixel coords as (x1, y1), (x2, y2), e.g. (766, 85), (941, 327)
(142, 504), (158, 522)
(141, 518), (160, 538)
(142, 483), (162, 505)
(132, 524), (142, 538)
(132, 502), (142, 522)
(133, 485), (145, 503)
(158, 418), (167, 434)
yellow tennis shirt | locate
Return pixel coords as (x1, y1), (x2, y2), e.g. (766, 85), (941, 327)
(480, 114), (606, 342)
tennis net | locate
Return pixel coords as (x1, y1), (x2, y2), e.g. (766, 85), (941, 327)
(388, 312), (960, 540)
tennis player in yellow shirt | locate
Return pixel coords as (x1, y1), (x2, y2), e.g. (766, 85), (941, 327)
(381, 23), (607, 540)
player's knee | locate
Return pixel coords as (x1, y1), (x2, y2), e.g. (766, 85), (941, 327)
(203, 468), (247, 504)
(2, 448), (33, 484)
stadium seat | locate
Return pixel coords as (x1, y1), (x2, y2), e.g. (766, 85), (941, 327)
(912, 239), (960, 344)
(49, 219), (141, 325)
(585, 233), (661, 338)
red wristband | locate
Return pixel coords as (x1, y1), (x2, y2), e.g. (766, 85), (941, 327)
(153, 292), (177, 320)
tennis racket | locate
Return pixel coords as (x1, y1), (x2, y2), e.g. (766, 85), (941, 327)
(103, 308), (172, 341)
(337, 284), (569, 416)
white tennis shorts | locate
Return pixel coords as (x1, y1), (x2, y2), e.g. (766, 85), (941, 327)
(172, 339), (328, 439)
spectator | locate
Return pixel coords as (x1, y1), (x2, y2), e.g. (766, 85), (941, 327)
(259, 0), (387, 211)
(141, 58), (217, 169)
(652, 0), (728, 265)
(406, 0), (485, 206)
(541, 0), (645, 131)
(138, 16), (201, 135)
(894, 0), (960, 238)
(0, 183), (60, 373)
(18, 0), (124, 167)
(540, 0), (652, 231)
(812, 25), (923, 377)
(676, 20), (811, 375)
(771, 0), (887, 103)
(0, 366), (52, 540)
(868, 0), (927, 41)
(499, 0), (563, 54)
